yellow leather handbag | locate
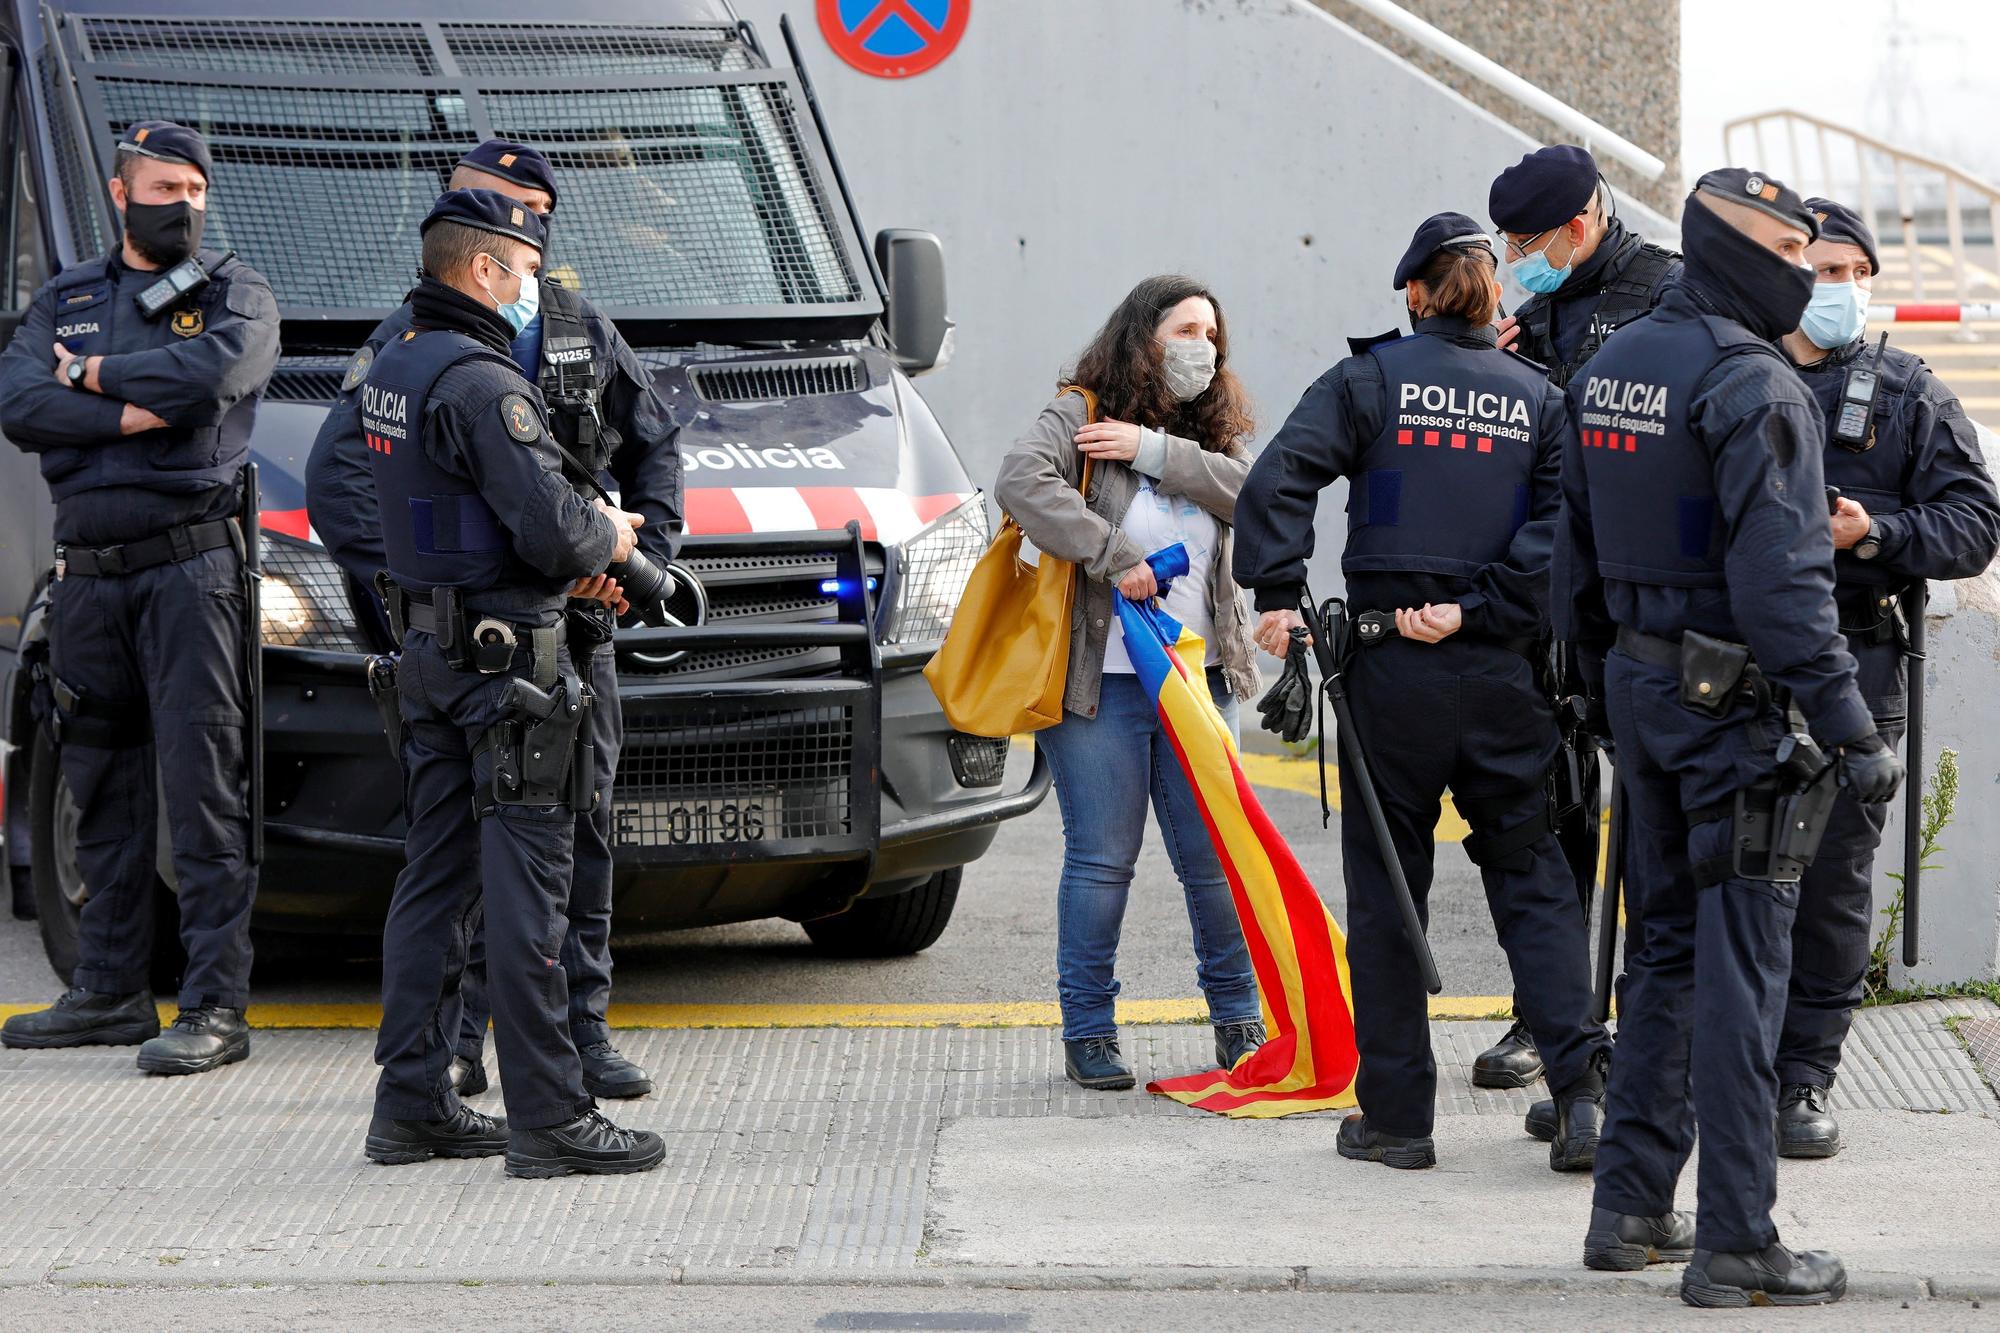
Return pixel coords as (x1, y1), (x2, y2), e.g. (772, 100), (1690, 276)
(924, 386), (1098, 737)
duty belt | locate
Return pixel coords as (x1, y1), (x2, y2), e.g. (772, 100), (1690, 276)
(1612, 625), (1684, 670)
(403, 596), (564, 690)
(55, 519), (237, 578)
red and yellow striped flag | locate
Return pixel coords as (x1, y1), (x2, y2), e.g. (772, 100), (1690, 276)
(1116, 592), (1360, 1117)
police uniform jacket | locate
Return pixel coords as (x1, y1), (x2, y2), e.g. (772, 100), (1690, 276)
(310, 279), (680, 584)
(1234, 316), (1572, 644)
(0, 247), (279, 542)
(1798, 337), (2000, 593)
(1555, 284), (1873, 746)
(1513, 220), (1681, 388)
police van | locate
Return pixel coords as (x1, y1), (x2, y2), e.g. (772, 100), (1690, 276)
(0, 0), (1046, 979)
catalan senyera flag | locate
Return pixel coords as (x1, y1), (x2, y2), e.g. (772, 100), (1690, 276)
(1115, 591), (1360, 1117)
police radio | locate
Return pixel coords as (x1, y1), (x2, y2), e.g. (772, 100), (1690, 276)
(134, 248), (234, 319)
(1832, 332), (1889, 451)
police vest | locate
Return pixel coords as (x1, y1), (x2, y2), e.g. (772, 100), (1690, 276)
(536, 280), (617, 481)
(1572, 312), (1754, 589)
(37, 249), (258, 503)
(1813, 341), (1924, 589)
(362, 329), (516, 596)
(1518, 237), (1679, 388)
(1341, 333), (1545, 580)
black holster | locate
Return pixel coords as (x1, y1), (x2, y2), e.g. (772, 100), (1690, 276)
(476, 669), (595, 814)
(365, 654), (403, 764)
(46, 671), (149, 749)
(1697, 720), (1839, 886)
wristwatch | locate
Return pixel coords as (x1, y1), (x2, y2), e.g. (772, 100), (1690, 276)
(63, 357), (88, 390)
(1854, 520), (1883, 561)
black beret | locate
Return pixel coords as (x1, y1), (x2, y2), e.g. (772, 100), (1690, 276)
(1489, 144), (1598, 234)
(116, 120), (213, 182)
(1393, 211), (1495, 291)
(421, 187), (548, 251)
(1692, 168), (1819, 240)
(456, 140), (558, 210)
(1804, 196), (1880, 272)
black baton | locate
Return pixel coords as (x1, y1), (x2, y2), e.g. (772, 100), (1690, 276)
(1902, 580), (1927, 968)
(241, 461), (264, 865)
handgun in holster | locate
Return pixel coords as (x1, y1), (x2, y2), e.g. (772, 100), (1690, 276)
(482, 670), (595, 812)
(365, 654), (403, 764)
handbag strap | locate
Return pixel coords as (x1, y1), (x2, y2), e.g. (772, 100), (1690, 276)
(1057, 383), (1098, 499)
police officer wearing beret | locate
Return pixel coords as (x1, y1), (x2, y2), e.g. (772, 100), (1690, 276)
(1236, 213), (1611, 1172)
(1770, 198), (2000, 1159)
(360, 189), (663, 1178)
(0, 121), (279, 1073)
(1479, 144), (1684, 1096)
(1556, 169), (1904, 1306)
(308, 140), (682, 1102)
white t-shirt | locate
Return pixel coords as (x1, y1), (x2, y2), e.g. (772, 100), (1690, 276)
(1102, 475), (1221, 673)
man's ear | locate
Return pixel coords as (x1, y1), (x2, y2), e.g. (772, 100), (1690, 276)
(107, 175), (126, 213)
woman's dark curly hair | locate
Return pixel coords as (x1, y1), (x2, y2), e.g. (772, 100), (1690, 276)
(1064, 274), (1254, 451)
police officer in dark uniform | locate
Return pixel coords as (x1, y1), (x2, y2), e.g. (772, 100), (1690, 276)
(0, 121), (278, 1074)
(1478, 143), (1683, 1094)
(1236, 214), (1612, 1172)
(308, 141), (682, 1102)
(1556, 169), (1904, 1306)
(359, 189), (663, 1178)
(1772, 198), (2000, 1158)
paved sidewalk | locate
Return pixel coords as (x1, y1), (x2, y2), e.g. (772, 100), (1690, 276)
(1, 1002), (1995, 1305)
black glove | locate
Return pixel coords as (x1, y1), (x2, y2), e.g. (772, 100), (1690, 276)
(1836, 732), (1904, 805)
(1256, 628), (1314, 744)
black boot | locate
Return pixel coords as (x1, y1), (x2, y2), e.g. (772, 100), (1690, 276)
(1549, 1051), (1609, 1172)
(1064, 1035), (1134, 1091)
(1582, 1205), (1695, 1270)
(451, 1055), (489, 1098)
(136, 1006), (249, 1075)
(365, 1105), (508, 1164)
(506, 1109), (666, 1179)
(1, 988), (159, 1049)
(1681, 1243), (1848, 1307)
(1472, 1018), (1543, 1089)
(1524, 1098), (1557, 1142)
(1336, 1113), (1436, 1170)
(579, 1040), (653, 1099)
(1213, 1020), (1266, 1070)
(1777, 1083), (1840, 1159)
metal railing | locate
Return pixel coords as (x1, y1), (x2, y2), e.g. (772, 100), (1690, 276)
(1296, 0), (1668, 181)
(1724, 108), (2000, 310)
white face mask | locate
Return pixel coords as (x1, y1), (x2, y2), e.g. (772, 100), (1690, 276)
(1159, 337), (1217, 402)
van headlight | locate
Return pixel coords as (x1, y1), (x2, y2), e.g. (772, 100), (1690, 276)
(883, 494), (988, 645)
(257, 536), (369, 652)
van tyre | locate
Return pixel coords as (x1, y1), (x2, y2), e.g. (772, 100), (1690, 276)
(803, 867), (961, 958)
(28, 727), (184, 991)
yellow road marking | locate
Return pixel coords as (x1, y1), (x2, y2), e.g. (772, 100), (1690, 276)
(1233, 751), (1472, 843)
(0, 997), (1518, 1030)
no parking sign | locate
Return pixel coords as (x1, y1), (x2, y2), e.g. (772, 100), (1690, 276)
(816, 0), (968, 79)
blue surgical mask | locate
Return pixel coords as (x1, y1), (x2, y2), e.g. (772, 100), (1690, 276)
(1510, 247), (1572, 295)
(487, 256), (541, 336)
(1800, 280), (1869, 351)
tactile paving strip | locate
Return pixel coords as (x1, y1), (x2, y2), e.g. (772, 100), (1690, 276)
(0, 1001), (1989, 1279)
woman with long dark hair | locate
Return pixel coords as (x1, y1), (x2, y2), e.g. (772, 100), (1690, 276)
(994, 274), (1264, 1091)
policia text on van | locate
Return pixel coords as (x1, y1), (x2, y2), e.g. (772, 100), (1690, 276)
(0, 1), (1048, 981)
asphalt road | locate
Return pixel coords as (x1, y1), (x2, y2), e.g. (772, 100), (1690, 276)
(0, 744), (1567, 1012)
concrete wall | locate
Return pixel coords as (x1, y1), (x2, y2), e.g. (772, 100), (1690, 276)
(737, 0), (1675, 596)
(1314, 0), (1683, 215)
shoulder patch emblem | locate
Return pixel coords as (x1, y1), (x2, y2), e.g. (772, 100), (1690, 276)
(171, 309), (203, 338)
(500, 393), (540, 443)
(341, 346), (374, 392)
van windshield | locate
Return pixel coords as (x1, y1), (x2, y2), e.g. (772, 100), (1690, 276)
(57, 15), (867, 316)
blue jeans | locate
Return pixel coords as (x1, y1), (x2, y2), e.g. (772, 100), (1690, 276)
(1037, 668), (1259, 1041)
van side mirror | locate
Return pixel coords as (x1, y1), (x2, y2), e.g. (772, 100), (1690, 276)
(874, 228), (952, 375)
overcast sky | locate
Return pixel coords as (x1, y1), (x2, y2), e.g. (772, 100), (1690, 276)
(1682, 0), (2000, 188)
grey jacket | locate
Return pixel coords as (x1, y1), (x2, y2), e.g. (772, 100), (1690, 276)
(992, 391), (1260, 718)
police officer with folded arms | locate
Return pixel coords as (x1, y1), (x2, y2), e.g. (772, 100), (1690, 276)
(359, 189), (662, 1178)
(309, 141), (682, 1102)
(1556, 169), (1903, 1307)
(1476, 142), (1683, 1097)
(1235, 213), (1611, 1173)
(0, 121), (278, 1074)
(1771, 198), (2000, 1159)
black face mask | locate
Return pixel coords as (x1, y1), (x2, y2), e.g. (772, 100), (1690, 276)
(1679, 199), (1815, 342)
(123, 200), (206, 267)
